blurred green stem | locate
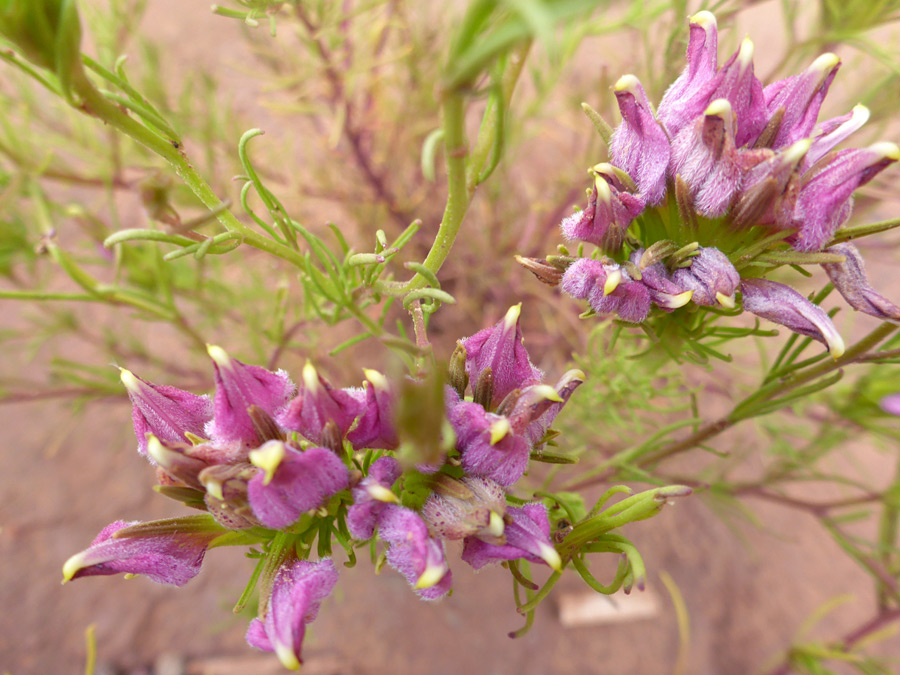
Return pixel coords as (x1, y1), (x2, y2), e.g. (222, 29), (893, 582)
(68, 68), (307, 270)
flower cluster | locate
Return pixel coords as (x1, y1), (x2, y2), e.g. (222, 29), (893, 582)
(61, 307), (581, 670)
(521, 11), (900, 357)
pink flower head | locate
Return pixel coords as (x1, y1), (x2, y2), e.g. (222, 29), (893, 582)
(461, 503), (561, 571)
(277, 361), (363, 445)
(377, 505), (452, 600)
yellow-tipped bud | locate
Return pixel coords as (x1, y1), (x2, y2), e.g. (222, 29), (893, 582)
(870, 141), (900, 161)
(363, 368), (389, 391)
(274, 644), (301, 671)
(715, 292), (736, 309)
(366, 484), (399, 504)
(61, 552), (86, 583)
(146, 435), (168, 466)
(613, 74), (640, 93)
(704, 98), (733, 119)
(594, 174), (612, 203)
(737, 37), (754, 67)
(810, 52), (840, 75)
(119, 368), (141, 393)
(538, 543), (563, 572)
(503, 303), (522, 330)
(202, 475), (224, 501)
(531, 384), (565, 403)
(487, 511), (505, 539)
(206, 344), (230, 368)
(489, 418), (511, 445)
(249, 440), (287, 486)
(302, 360), (319, 390)
(690, 10), (716, 29)
(603, 269), (622, 296)
(414, 561), (448, 590)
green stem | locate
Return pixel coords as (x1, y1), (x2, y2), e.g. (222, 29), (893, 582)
(68, 69), (307, 270)
(877, 453), (900, 609)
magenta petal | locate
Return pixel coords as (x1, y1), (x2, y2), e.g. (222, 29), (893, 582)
(246, 558), (338, 668)
(671, 247), (740, 306)
(764, 54), (841, 150)
(121, 370), (213, 457)
(460, 304), (543, 409)
(276, 362), (363, 444)
(821, 243), (900, 321)
(377, 505), (452, 600)
(610, 75), (671, 205)
(206, 346), (295, 446)
(790, 144), (898, 251)
(740, 278), (845, 356)
(560, 170), (644, 251)
(346, 371), (399, 450)
(658, 11), (718, 139)
(248, 445), (349, 529)
(63, 519), (218, 587)
(347, 456), (401, 540)
(449, 400), (530, 487)
(461, 503), (557, 570)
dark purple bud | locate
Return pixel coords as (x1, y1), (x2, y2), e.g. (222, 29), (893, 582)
(461, 503), (561, 571)
(347, 456), (401, 540)
(421, 476), (507, 542)
(247, 443), (349, 530)
(277, 361), (363, 444)
(246, 558), (338, 670)
(763, 53), (840, 150)
(741, 278), (845, 357)
(671, 247), (740, 307)
(805, 104), (870, 167)
(449, 399), (531, 487)
(377, 505), (452, 600)
(206, 345), (295, 447)
(789, 142), (899, 251)
(821, 243), (900, 321)
(560, 166), (644, 251)
(120, 369), (213, 457)
(460, 304), (543, 410)
(732, 139), (808, 228)
(62, 517), (221, 587)
(346, 370), (398, 450)
(610, 74), (671, 205)
(658, 11), (718, 139)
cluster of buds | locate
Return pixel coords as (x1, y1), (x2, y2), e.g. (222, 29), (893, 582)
(520, 11), (900, 358)
(61, 307), (582, 670)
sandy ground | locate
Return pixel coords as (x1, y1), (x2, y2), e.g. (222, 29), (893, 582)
(3, 1), (900, 673)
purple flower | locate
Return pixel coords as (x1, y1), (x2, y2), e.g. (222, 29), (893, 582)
(461, 503), (561, 571)
(518, 370), (585, 446)
(821, 243), (900, 321)
(741, 278), (845, 357)
(62, 517), (222, 587)
(120, 369), (213, 457)
(347, 456), (401, 539)
(670, 246), (740, 307)
(732, 138), (810, 228)
(277, 361), (363, 445)
(703, 38), (767, 148)
(560, 165), (644, 251)
(246, 558), (338, 671)
(421, 476), (507, 542)
(806, 104), (870, 168)
(247, 443), (349, 530)
(205, 345), (295, 446)
(460, 304), (543, 409)
(764, 53), (841, 150)
(670, 99), (745, 217)
(561, 258), (652, 323)
(377, 505), (452, 600)
(198, 463), (262, 530)
(610, 74), (671, 205)
(448, 399), (531, 487)
(787, 142), (900, 251)
(629, 252), (695, 311)
(657, 11), (718, 139)
(346, 369), (399, 450)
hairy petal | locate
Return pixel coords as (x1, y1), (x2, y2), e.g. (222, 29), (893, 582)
(821, 243), (900, 321)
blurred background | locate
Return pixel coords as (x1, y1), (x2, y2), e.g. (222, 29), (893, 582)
(3, 0), (900, 672)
